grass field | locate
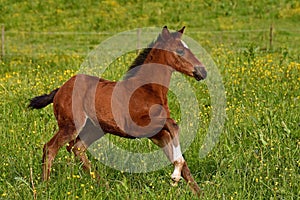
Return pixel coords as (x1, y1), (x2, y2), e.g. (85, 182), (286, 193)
(1, 0), (299, 199)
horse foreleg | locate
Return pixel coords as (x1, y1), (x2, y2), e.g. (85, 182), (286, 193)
(170, 155), (185, 184)
(168, 138), (202, 196)
(181, 161), (202, 196)
(151, 118), (202, 195)
(150, 129), (184, 185)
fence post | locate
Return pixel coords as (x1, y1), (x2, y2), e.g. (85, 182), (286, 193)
(1, 24), (4, 60)
(137, 28), (141, 54)
(269, 24), (273, 50)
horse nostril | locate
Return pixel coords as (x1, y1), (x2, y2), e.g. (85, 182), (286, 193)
(199, 66), (207, 79)
(194, 66), (207, 80)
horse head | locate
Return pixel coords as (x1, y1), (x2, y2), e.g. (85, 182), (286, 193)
(151, 26), (207, 81)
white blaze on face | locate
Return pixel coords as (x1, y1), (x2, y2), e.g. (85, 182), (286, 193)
(181, 40), (189, 49)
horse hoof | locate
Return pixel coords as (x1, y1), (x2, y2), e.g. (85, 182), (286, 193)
(171, 174), (181, 183)
(171, 181), (178, 187)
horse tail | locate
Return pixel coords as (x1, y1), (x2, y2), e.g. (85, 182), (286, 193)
(28, 88), (60, 109)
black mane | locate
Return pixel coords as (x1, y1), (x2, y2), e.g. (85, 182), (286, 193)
(124, 30), (179, 79)
(124, 40), (156, 79)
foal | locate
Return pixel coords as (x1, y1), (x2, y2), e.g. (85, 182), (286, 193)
(29, 26), (207, 195)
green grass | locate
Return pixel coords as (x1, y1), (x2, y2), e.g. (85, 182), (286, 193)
(1, 0), (300, 199)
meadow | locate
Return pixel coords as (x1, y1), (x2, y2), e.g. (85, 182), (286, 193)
(0, 0), (299, 199)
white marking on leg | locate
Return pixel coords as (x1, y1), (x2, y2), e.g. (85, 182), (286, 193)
(172, 144), (183, 162)
(171, 144), (185, 183)
(181, 40), (189, 49)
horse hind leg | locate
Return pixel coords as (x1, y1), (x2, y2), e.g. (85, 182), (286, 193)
(72, 139), (92, 172)
(42, 126), (77, 181)
(67, 119), (104, 179)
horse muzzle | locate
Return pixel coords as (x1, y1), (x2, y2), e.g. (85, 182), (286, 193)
(193, 66), (207, 81)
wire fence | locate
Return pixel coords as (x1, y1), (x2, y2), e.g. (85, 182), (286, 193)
(1, 25), (300, 59)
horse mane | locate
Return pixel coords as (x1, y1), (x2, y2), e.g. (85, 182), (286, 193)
(123, 40), (156, 80)
(123, 31), (179, 80)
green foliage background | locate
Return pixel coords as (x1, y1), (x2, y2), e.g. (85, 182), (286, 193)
(0, 0), (299, 199)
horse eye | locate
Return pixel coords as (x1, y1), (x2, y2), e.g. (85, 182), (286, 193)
(176, 49), (184, 56)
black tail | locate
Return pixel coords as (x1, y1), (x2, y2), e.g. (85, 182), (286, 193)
(28, 88), (59, 109)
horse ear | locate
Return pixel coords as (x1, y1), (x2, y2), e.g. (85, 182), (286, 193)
(178, 26), (185, 34)
(161, 26), (171, 41)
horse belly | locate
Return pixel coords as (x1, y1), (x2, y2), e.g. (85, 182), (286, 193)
(91, 85), (134, 138)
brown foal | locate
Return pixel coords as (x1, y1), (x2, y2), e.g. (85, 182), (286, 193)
(29, 26), (207, 196)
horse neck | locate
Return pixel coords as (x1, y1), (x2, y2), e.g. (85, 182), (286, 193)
(133, 52), (173, 97)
